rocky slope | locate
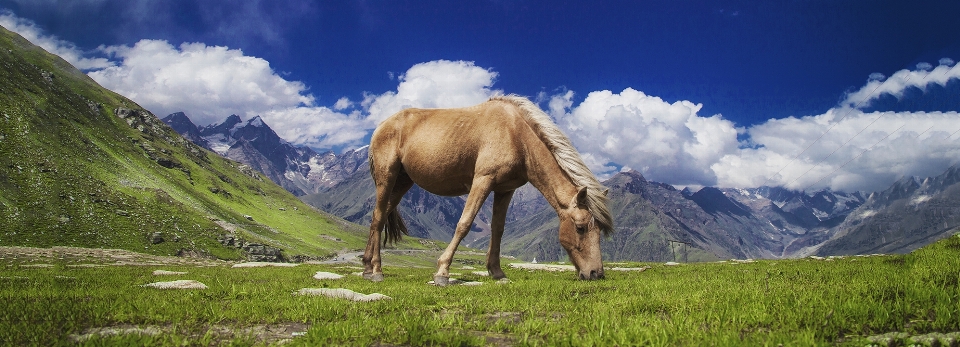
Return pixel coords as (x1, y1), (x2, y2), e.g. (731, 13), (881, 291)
(812, 166), (960, 256)
(162, 113), (368, 196)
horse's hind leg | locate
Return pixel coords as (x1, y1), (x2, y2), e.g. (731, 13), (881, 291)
(363, 159), (407, 281)
(486, 190), (515, 280)
(435, 176), (493, 286)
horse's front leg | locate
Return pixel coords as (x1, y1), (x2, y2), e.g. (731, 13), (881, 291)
(486, 190), (515, 280)
(435, 177), (492, 286)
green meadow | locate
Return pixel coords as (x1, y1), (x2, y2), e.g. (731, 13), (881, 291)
(2, 233), (959, 346)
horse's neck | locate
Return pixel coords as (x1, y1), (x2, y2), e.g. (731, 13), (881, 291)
(525, 140), (578, 211)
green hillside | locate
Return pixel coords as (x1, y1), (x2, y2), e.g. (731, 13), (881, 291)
(0, 26), (399, 260)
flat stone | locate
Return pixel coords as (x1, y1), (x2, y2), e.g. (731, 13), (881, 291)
(152, 270), (187, 276)
(508, 263), (575, 272)
(142, 280), (207, 289)
(295, 288), (391, 302)
(313, 271), (344, 280)
(231, 262), (298, 268)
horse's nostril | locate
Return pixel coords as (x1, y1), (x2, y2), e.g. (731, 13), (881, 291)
(578, 273), (587, 280)
(589, 270), (598, 280)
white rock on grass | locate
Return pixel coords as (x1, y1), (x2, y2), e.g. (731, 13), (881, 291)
(509, 263), (575, 272)
(313, 271), (344, 280)
(152, 270), (187, 276)
(664, 262), (680, 266)
(231, 262), (299, 268)
(426, 278), (483, 286)
(472, 271), (490, 276)
(141, 280), (208, 289)
(295, 288), (391, 302)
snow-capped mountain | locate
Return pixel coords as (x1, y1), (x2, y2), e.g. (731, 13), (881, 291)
(161, 113), (368, 196)
(162, 112), (960, 261)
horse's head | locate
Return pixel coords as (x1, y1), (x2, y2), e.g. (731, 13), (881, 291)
(558, 187), (605, 280)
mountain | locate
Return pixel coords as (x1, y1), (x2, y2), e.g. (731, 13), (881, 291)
(812, 166), (960, 256)
(0, 26), (373, 261)
(300, 153), (874, 262)
(162, 113), (369, 196)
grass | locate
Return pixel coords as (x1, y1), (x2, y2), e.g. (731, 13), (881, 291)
(2, 233), (958, 346)
(0, 25), (390, 261)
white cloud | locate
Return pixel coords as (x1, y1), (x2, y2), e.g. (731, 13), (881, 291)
(0, 10), (113, 70)
(262, 107), (368, 149)
(88, 40), (313, 126)
(362, 60), (500, 124)
(840, 59), (960, 109)
(550, 88), (740, 185)
(713, 110), (960, 192)
(333, 97), (353, 111)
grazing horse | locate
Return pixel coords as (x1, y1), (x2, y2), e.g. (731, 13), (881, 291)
(362, 95), (613, 285)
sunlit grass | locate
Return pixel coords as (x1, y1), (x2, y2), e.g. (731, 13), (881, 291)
(2, 234), (959, 346)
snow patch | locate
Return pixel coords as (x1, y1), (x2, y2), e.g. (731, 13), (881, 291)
(912, 195), (932, 205)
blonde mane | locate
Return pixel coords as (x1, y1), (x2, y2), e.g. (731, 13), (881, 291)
(491, 95), (614, 235)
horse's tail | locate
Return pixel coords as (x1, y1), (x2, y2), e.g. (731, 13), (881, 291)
(382, 207), (408, 245)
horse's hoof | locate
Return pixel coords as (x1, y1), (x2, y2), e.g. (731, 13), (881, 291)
(433, 275), (449, 286)
(363, 273), (384, 282)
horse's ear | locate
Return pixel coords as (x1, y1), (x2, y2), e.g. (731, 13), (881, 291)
(602, 189), (609, 197)
(576, 187), (588, 206)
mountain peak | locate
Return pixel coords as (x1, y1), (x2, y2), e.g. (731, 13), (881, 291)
(247, 116), (265, 127)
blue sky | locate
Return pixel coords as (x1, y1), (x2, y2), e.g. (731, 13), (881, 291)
(2, 0), (959, 193)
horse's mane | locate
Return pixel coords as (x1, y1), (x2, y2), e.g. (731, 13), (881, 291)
(490, 95), (614, 235)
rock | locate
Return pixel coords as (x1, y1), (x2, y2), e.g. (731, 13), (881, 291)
(149, 232), (164, 244)
(244, 215), (254, 221)
(313, 271), (344, 280)
(295, 288), (391, 302)
(509, 263), (575, 272)
(242, 243), (283, 262)
(664, 262), (680, 266)
(232, 262), (298, 268)
(152, 270), (187, 276)
(141, 280), (207, 289)
(426, 278), (482, 286)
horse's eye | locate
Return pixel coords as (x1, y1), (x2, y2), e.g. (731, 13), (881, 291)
(576, 226), (586, 234)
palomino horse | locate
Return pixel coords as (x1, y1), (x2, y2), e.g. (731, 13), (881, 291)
(362, 95), (613, 285)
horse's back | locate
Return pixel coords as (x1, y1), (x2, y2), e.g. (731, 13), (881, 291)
(370, 100), (531, 195)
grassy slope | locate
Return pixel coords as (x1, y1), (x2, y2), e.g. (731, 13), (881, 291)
(1, 232), (958, 346)
(0, 27), (429, 259)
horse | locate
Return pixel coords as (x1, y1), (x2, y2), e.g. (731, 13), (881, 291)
(362, 95), (613, 285)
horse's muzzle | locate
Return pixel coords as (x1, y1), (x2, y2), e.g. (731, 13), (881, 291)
(578, 269), (605, 280)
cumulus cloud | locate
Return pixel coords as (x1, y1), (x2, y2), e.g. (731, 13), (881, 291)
(0, 10), (113, 70)
(550, 88), (740, 185)
(362, 60), (500, 124)
(88, 40), (314, 126)
(713, 110), (960, 192)
(262, 107), (368, 149)
(548, 60), (960, 192)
